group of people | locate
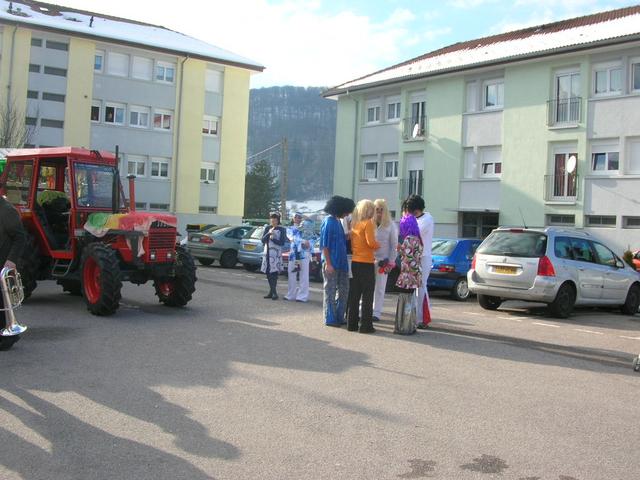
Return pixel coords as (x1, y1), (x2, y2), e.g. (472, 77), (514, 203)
(259, 194), (434, 334)
(316, 193), (434, 334)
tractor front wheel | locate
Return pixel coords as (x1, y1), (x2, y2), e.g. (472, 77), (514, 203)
(153, 247), (197, 307)
(81, 243), (122, 316)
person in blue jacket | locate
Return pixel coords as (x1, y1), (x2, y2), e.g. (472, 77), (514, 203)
(320, 196), (355, 327)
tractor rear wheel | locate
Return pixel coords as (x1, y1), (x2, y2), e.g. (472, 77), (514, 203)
(18, 234), (40, 299)
(153, 246), (197, 307)
(81, 243), (122, 316)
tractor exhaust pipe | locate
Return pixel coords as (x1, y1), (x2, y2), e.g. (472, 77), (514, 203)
(127, 174), (137, 212)
(113, 145), (120, 214)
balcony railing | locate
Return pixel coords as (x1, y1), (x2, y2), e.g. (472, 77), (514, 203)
(544, 173), (578, 202)
(399, 177), (423, 200)
(402, 115), (427, 140)
(547, 97), (581, 126)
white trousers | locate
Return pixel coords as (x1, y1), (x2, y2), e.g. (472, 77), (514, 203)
(373, 269), (388, 318)
(286, 256), (310, 302)
(416, 262), (432, 324)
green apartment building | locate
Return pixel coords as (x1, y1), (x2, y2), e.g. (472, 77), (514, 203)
(324, 5), (640, 253)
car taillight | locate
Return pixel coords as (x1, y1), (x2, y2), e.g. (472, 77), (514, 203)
(437, 264), (455, 273)
(200, 237), (214, 244)
(537, 255), (556, 277)
(471, 255), (476, 270)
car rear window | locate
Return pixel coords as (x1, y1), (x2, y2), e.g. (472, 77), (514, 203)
(477, 231), (547, 258)
(432, 239), (458, 256)
(249, 227), (265, 239)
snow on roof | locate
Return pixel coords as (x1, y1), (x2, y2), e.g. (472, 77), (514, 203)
(326, 5), (640, 96)
(0, 0), (264, 71)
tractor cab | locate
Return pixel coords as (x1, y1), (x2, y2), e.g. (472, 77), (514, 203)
(1, 147), (123, 259)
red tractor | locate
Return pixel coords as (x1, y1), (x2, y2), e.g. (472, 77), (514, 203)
(0, 147), (196, 315)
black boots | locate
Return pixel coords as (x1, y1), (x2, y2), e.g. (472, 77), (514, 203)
(264, 273), (278, 300)
(359, 318), (375, 334)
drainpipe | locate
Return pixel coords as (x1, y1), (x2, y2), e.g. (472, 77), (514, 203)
(344, 89), (359, 199)
(6, 25), (18, 113)
(171, 55), (189, 215)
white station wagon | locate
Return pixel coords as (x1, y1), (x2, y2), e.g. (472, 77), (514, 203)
(467, 227), (640, 318)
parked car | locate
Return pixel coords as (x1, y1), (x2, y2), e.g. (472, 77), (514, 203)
(238, 226), (291, 272)
(467, 227), (640, 318)
(238, 226), (265, 271)
(429, 238), (482, 301)
(282, 238), (323, 283)
(187, 225), (254, 267)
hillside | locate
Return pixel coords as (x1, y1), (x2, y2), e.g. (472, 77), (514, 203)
(247, 86), (336, 201)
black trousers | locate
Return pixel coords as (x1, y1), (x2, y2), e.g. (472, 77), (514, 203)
(348, 262), (375, 330)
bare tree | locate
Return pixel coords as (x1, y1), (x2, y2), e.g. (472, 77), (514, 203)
(0, 98), (37, 147)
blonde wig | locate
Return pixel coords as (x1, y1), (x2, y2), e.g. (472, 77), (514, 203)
(373, 198), (392, 228)
(351, 199), (375, 224)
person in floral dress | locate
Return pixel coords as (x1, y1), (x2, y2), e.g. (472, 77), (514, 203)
(396, 214), (423, 292)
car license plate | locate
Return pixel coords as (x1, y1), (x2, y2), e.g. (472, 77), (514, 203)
(244, 244), (256, 251)
(190, 237), (200, 242)
(494, 265), (516, 274)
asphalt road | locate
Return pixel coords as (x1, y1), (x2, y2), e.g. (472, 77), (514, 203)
(1, 265), (639, 480)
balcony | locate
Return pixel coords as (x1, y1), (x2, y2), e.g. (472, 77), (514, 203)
(547, 97), (582, 126)
(544, 173), (578, 203)
(402, 115), (427, 141)
(399, 177), (423, 200)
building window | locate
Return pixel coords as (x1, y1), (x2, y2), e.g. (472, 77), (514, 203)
(593, 64), (622, 95)
(42, 92), (65, 102)
(546, 214), (575, 226)
(200, 163), (216, 183)
(153, 110), (173, 130)
(44, 66), (66, 77)
(366, 101), (381, 124)
(205, 68), (223, 92)
(27, 90), (38, 99)
(129, 105), (150, 128)
(135, 202), (147, 210)
(362, 158), (378, 181)
(29, 63), (41, 73)
(127, 155), (146, 177)
(383, 157), (398, 180)
(591, 150), (619, 172)
(585, 215), (616, 227)
(551, 71), (581, 124)
(633, 61), (640, 92)
(150, 157), (170, 178)
(623, 216), (640, 229)
(149, 203), (170, 210)
(25, 117), (38, 126)
(202, 116), (219, 135)
(91, 101), (101, 122)
(31, 38), (42, 47)
(628, 139), (640, 174)
(45, 40), (68, 51)
(483, 79), (504, 109)
(156, 61), (175, 83)
(386, 97), (401, 121)
(479, 147), (502, 178)
(41, 119), (64, 128)
(199, 206), (218, 213)
(94, 50), (104, 72)
(132, 56), (153, 80)
(104, 103), (126, 125)
(107, 52), (129, 77)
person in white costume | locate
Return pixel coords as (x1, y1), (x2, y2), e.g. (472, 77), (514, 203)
(405, 195), (434, 329)
(285, 213), (311, 302)
(372, 199), (397, 322)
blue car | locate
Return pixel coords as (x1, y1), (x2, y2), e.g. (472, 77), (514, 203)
(428, 238), (481, 301)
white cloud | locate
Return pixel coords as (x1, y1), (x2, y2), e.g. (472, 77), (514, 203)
(448, 0), (500, 8)
(52, 0), (422, 88)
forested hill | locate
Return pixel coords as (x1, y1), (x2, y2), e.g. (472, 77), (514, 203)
(247, 86), (336, 201)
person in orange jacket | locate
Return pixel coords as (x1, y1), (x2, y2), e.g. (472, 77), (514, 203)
(347, 199), (380, 333)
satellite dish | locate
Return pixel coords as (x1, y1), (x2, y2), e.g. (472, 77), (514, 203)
(566, 155), (577, 174)
(412, 123), (420, 138)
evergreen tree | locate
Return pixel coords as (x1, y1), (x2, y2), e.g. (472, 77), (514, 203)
(244, 159), (279, 218)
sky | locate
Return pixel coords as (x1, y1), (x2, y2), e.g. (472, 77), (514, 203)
(51, 0), (639, 89)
